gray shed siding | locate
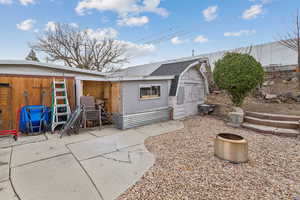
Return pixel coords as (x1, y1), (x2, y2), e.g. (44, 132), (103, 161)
(121, 80), (171, 115)
(115, 80), (171, 129)
(114, 108), (171, 129)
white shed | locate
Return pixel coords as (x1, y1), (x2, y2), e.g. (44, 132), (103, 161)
(115, 58), (209, 121)
(150, 59), (209, 119)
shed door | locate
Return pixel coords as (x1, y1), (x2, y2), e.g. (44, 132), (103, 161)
(0, 83), (12, 130)
(183, 83), (204, 116)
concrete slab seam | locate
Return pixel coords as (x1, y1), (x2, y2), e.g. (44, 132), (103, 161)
(0, 138), (48, 149)
(79, 143), (143, 162)
(65, 145), (104, 200)
(11, 152), (71, 169)
(0, 179), (9, 183)
(61, 135), (97, 146)
(86, 131), (100, 138)
(8, 147), (21, 200)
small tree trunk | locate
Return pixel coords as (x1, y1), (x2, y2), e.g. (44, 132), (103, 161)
(298, 51), (300, 87)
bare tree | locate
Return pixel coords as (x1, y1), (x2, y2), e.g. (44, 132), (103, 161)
(31, 23), (128, 72)
(279, 11), (300, 86)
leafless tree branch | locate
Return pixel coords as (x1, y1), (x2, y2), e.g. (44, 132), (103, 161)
(278, 10), (300, 87)
(30, 23), (128, 72)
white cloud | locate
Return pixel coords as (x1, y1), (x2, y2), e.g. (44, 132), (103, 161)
(0, 0), (12, 4)
(75, 0), (169, 17)
(242, 4), (263, 19)
(84, 28), (154, 57)
(203, 5), (218, 22)
(85, 27), (118, 40)
(19, 0), (36, 6)
(119, 40), (155, 57)
(224, 30), (256, 37)
(45, 21), (57, 31)
(249, 0), (271, 4)
(17, 19), (36, 31)
(142, 0), (169, 17)
(69, 22), (79, 28)
(194, 35), (208, 43)
(45, 22), (80, 31)
(117, 16), (149, 26)
(170, 36), (184, 45)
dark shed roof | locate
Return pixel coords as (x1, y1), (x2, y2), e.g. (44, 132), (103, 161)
(150, 59), (199, 96)
(150, 59), (199, 77)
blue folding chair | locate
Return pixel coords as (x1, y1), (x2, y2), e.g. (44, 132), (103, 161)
(20, 106), (50, 135)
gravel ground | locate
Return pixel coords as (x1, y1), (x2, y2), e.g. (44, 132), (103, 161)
(118, 116), (300, 200)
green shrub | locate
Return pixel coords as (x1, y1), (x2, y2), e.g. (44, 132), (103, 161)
(213, 52), (264, 106)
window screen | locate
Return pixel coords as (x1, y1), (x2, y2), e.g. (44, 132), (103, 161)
(140, 85), (161, 99)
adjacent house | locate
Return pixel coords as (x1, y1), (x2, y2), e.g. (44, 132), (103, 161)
(0, 58), (209, 130)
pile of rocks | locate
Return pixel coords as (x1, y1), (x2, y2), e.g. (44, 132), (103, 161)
(262, 91), (300, 103)
(260, 78), (300, 103)
(282, 77), (299, 84)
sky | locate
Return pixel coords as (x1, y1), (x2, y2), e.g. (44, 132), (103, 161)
(0, 0), (299, 67)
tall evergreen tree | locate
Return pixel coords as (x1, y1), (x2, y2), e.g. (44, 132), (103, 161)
(26, 49), (40, 62)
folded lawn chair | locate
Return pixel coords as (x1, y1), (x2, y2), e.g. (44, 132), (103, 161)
(80, 96), (102, 129)
(59, 106), (82, 138)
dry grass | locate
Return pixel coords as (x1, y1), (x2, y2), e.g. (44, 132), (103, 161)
(119, 116), (300, 200)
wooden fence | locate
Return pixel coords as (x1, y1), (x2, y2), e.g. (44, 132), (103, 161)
(0, 75), (75, 130)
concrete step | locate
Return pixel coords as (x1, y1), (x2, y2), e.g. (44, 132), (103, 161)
(245, 111), (300, 122)
(242, 122), (299, 137)
(244, 116), (300, 129)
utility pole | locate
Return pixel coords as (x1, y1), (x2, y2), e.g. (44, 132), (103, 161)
(192, 49), (195, 56)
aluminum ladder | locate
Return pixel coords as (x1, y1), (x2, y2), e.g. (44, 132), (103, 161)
(51, 79), (71, 132)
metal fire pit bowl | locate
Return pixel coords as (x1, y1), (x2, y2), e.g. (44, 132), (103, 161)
(214, 133), (248, 163)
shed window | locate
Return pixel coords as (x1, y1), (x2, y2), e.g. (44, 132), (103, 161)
(140, 85), (161, 99)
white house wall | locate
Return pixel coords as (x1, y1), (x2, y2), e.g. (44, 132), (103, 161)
(198, 41), (297, 70)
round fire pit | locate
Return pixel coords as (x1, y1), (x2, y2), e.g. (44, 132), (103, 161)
(214, 133), (248, 163)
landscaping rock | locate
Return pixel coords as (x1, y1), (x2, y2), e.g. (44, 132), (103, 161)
(292, 94), (300, 102)
(227, 107), (244, 127)
(263, 80), (275, 86)
(265, 93), (277, 100)
(291, 77), (298, 82)
(282, 80), (289, 84)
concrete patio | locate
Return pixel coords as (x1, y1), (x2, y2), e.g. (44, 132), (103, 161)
(0, 120), (184, 200)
